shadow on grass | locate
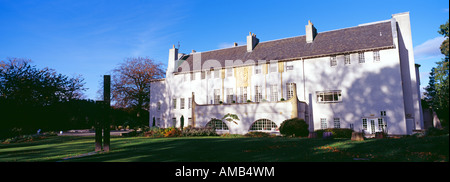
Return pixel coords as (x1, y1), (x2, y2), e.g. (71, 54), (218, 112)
(1, 135), (448, 162)
(68, 136), (449, 162)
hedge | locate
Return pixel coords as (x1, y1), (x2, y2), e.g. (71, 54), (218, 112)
(315, 128), (354, 138)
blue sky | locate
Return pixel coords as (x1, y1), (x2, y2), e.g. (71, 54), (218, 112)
(0, 0), (448, 100)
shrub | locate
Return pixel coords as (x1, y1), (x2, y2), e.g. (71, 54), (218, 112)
(279, 118), (309, 137)
(315, 128), (354, 138)
(425, 127), (448, 136)
(0, 132), (57, 144)
(244, 131), (273, 137)
(181, 126), (218, 137)
(220, 133), (242, 138)
(144, 127), (182, 138)
(163, 127), (182, 137)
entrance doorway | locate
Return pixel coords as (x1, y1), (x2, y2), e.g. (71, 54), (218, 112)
(362, 118), (386, 134)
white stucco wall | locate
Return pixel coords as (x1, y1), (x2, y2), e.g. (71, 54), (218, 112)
(150, 13), (423, 136)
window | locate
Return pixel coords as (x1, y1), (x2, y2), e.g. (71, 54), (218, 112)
(180, 98), (185, 109)
(255, 65), (262, 74)
(173, 98), (177, 109)
(358, 52), (365, 63)
(286, 83), (295, 100)
(201, 71), (206, 79)
(207, 70), (211, 79)
(378, 118), (386, 132)
(239, 87), (247, 103)
(249, 119), (277, 131)
(334, 118), (340, 128)
(286, 62), (294, 70)
(214, 69), (220, 78)
(316, 90), (342, 103)
(320, 118), (327, 129)
(330, 56), (337, 67)
(255, 86), (262, 102)
(188, 98), (192, 109)
(362, 118), (368, 130)
(380, 111), (386, 116)
(226, 88), (234, 103)
(270, 84), (278, 102)
(227, 68), (232, 77)
(344, 54), (351, 65)
(188, 118), (192, 126)
(214, 89), (220, 104)
(172, 117), (177, 127)
(270, 62), (277, 72)
(157, 102), (161, 110)
(350, 123), (354, 130)
(206, 119), (229, 131)
(373, 51), (380, 62)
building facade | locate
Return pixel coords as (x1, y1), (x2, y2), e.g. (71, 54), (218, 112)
(149, 12), (424, 136)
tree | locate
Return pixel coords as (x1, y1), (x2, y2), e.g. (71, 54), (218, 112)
(426, 19), (449, 128)
(222, 113), (240, 125)
(0, 58), (86, 105)
(0, 58), (87, 138)
(111, 57), (164, 126)
(435, 20), (449, 127)
(180, 115), (184, 131)
(423, 67), (436, 107)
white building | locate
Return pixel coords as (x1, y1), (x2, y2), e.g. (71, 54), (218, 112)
(150, 12), (424, 136)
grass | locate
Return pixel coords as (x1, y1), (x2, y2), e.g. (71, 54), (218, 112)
(0, 135), (448, 162)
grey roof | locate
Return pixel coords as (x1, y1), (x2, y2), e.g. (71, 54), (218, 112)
(176, 21), (394, 73)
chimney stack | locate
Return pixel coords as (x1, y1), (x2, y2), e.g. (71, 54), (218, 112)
(233, 42), (238, 47)
(247, 32), (259, 52)
(305, 20), (317, 43)
(166, 44), (178, 75)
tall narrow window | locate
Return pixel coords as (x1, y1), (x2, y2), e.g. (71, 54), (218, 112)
(378, 118), (385, 131)
(207, 70), (211, 79)
(373, 51), (380, 62)
(157, 102), (161, 110)
(255, 65), (262, 74)
(188, 98), (192, 109)
(330, 56), (337, 67)
(214, 69), (220, 78)
(180, 98), (185, 109)
(255, 86), (262, 102)
(201, 71), (206, 79)
(270, 62), (278, 72)
(227, 68), (232, 77)
(172, 118), (177, 127)
(173, 98), (177, 109)
(358, 52), (365, 63)
(240, 87), (247, 103)
(270, 84), (278, 102)
(344, 54), (351, 65)
(334, 118), (340, 128)
(362, 118), (368, 130)
(226, 88), (234, 103)
(321, 118), (327, 129)
(214, 89), (220, 104)
(286, 83), (295, 100)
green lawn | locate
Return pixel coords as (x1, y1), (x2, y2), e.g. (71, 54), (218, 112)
(0, 135), (448, 162)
